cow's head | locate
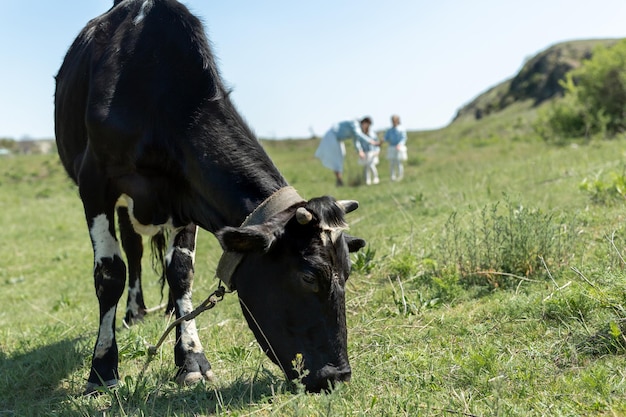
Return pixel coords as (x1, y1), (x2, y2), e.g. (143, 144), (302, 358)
(216, 196), (366, 392)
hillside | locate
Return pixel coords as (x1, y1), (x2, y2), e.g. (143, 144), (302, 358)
(453, 38), (621, 122)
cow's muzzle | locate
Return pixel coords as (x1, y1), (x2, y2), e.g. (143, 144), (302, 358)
(304, 364), (352, 393)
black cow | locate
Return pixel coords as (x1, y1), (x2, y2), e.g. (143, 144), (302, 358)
(54, 0), (366, 394)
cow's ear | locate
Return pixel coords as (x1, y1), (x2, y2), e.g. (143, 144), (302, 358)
(216, 225), (276, 253)
(337, 200), (359, 214)
(345, 234), (366, 252)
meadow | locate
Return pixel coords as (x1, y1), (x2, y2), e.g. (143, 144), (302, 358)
(2, 112), (626, 415)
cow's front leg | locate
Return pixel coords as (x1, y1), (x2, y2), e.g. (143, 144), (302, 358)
(79, 159), (126, 395)
(166, 224), (214, 385)
(84, 210), (126, 394)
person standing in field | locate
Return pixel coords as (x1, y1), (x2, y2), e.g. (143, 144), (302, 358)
(315, 117), (378, 186)
(356, 119), (381, 185)
(383, 115), (408, 181)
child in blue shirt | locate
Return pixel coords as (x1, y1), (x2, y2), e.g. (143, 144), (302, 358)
(383, 115), (408, 181)
(356, 121), (380, 185)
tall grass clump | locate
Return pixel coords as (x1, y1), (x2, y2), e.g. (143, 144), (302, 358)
(435, 196), (577, 288)
(567, 232), (626, 356)
(381, 249), (463, 315)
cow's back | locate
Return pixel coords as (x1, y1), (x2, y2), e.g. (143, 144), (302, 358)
(55, 0), (222, 182)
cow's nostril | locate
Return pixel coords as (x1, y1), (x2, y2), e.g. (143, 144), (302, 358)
(336, 367), (351, 382)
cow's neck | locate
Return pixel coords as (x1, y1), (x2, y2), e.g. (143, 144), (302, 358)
(182, 123), (291, 232)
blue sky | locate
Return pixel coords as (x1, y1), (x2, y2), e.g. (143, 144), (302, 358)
(2, 1), (626, 140)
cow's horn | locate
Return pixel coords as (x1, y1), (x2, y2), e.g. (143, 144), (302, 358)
(338, 200), (359, 214)
(296, 207), (313, 224)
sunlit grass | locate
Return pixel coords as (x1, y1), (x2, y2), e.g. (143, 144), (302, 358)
(2, 123), (626, 415)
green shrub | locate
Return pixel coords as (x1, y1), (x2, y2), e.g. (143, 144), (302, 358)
(567, 40), (626, 134)
(579, 169), (626, 205)
(435, 196), (576, 287)
(536, 39), (626, 141)
(534, 95), (590, 143)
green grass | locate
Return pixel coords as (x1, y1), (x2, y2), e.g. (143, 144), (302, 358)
(3, 120), (626, 415)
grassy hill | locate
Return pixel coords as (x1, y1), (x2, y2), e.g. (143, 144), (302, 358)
(453, 39), (621, 123)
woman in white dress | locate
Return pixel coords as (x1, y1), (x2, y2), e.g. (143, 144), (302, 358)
(315, 117), (375, 186)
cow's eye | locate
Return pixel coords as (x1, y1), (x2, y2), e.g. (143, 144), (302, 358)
(301, 273), (319, 292)
(302, 274), (316, 285)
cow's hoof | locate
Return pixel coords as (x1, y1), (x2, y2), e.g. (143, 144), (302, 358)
(83, 379), (118, 396)
(174, 352), (214, 386)
(175, 369), (215, 386)
(123, 308), (147, 328)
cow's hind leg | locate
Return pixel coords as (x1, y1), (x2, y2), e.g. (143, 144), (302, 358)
(80, 161), (126, 394)
(117, 207), (147, 326)
(165, 224), (214, 385)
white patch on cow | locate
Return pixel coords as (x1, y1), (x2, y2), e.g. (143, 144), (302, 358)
(133, 0), (154, 25)
(90, 214), (122, 265)
(319, 218), (347, 247)
(177, 294), (203, 354)
(94, 307), (117, 358)
(191, 227), (198, 263)
(165, 247), (195, 266)
(165, 227), (198, 266)
(127, 280), (141, 315)
(117, 194), (173, 236)
(320, 232), (330, 246)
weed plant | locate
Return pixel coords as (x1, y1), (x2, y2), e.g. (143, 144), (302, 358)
(436, 195), (577, 287)
(580, 165), (626, 205)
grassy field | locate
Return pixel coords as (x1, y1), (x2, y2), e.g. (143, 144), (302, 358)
(2, 116), (626, 416)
